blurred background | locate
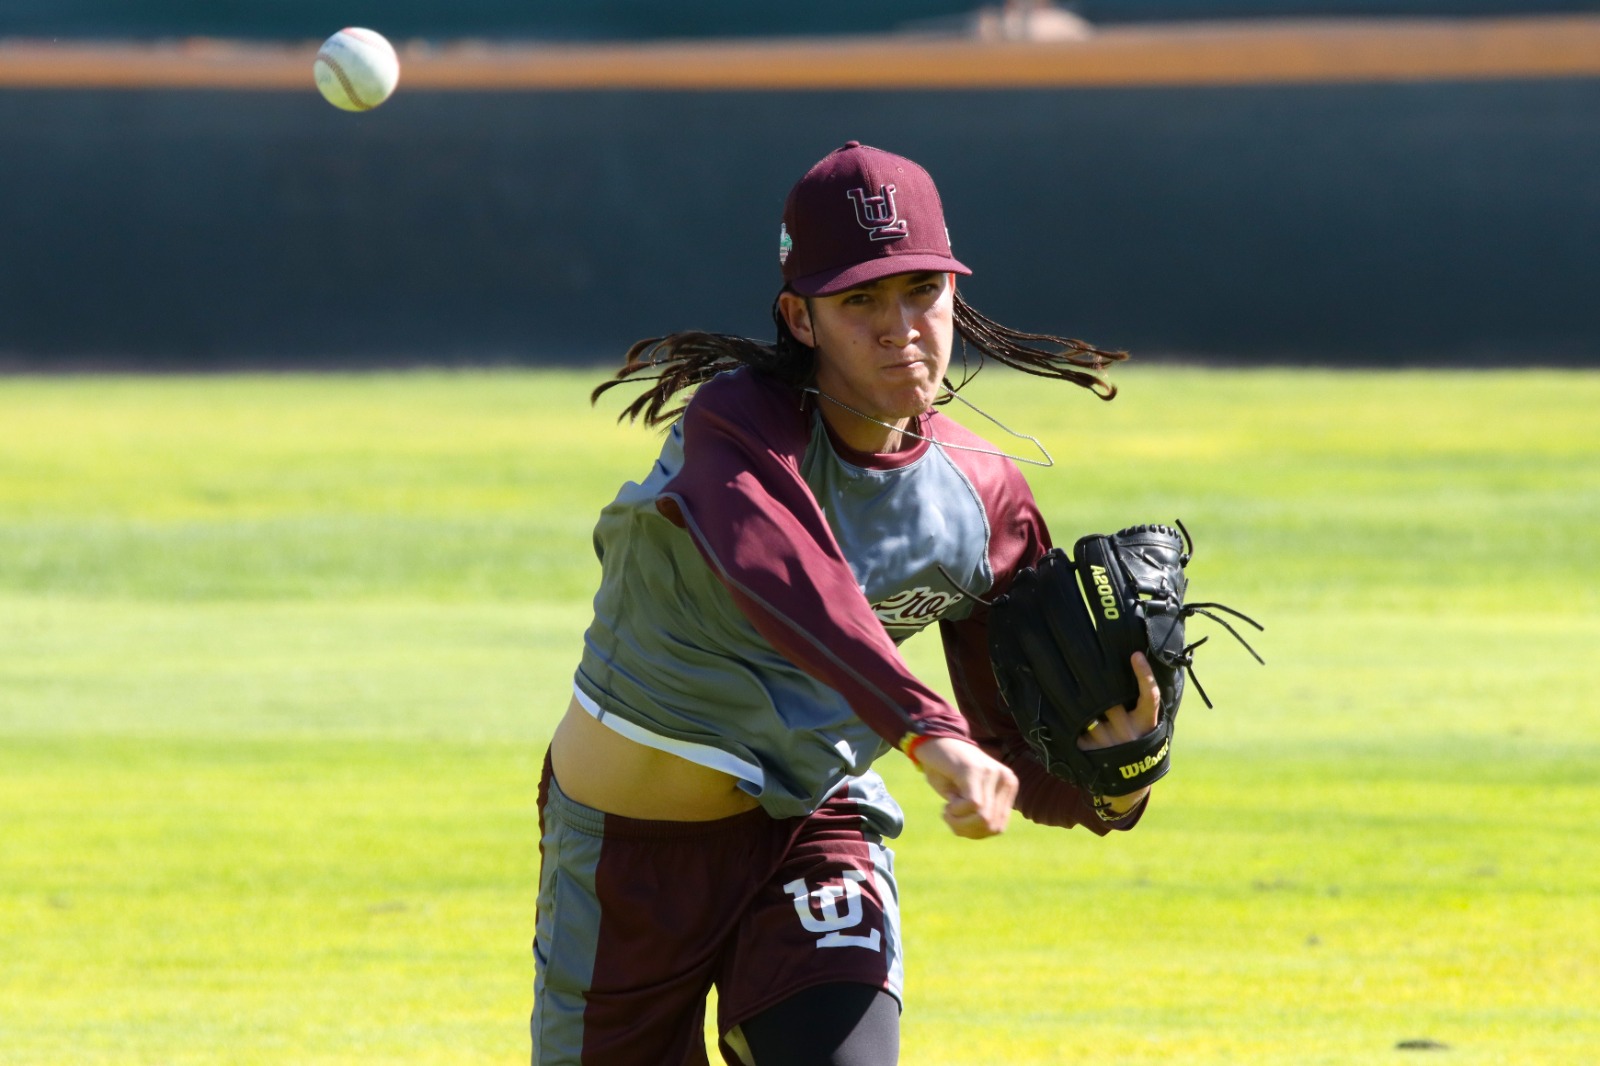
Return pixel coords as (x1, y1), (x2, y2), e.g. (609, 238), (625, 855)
(2, 0), (1598, 369)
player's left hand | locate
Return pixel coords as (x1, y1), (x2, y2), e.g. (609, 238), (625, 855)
(1076, 651), (1161, 815)
(1077, 651), (1161, 751)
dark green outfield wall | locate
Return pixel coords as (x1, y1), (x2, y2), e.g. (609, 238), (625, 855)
(5, 1), (1596, 39)
(2, 79), (1597, 367)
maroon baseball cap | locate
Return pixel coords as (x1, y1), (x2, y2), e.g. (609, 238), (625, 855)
(779, 141), (971, 296)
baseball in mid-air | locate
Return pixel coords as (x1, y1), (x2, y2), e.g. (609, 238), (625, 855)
(314, 28), (400, 112)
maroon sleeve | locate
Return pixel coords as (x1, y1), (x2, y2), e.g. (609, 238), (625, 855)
(933, 425), (1146, 833)
(657, 370), (971, 748)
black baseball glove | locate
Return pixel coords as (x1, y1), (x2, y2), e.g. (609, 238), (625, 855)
(987, 522), (1262, 796)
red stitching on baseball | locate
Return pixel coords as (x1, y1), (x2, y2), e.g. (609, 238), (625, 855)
(317, 54), (371, 110)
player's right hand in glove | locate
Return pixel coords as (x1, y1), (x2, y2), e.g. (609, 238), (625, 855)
(912, 737), (1019, 839)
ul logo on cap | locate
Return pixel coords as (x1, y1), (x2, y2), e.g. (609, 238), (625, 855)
(846, 184), (908, 242)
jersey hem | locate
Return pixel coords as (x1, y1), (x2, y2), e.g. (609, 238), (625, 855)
(571, 681), (768, 792)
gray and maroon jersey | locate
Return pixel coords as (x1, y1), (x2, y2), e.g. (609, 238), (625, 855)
(574, 366), (1126, 832)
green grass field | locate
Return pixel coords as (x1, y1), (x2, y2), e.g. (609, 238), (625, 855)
(2, 366), (1596, 1065)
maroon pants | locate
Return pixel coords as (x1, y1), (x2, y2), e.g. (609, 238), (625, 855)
(531, 753), (902, 1066)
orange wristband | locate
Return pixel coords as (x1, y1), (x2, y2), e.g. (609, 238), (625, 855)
(903, 734), (932, 768)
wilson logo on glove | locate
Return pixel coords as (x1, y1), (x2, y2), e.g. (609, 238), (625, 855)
(1120, 738), (1171, 780)
(986, 521), (1263, 798)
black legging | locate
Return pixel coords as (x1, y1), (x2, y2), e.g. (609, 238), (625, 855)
(740, 982), (900, 1066)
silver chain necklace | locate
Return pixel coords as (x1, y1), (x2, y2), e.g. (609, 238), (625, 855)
(802, 386), (1055, 468)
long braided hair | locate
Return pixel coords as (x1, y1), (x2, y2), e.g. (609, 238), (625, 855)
(590, 289), (1128, 426)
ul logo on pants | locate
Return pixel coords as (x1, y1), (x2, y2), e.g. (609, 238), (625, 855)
(783, 871), (883, 951)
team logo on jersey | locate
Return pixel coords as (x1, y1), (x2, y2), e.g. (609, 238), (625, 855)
(872, 586), (963, 631)
(846, 184), (909, 241)
(783, 872), (882, 951)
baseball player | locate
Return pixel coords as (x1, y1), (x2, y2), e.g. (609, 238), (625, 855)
(532, 141), (1162, 1066)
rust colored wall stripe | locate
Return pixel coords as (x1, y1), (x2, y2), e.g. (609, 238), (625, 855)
(3, 17), (1600, 91)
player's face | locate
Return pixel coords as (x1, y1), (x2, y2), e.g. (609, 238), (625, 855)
(781, 271), (955, 452)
